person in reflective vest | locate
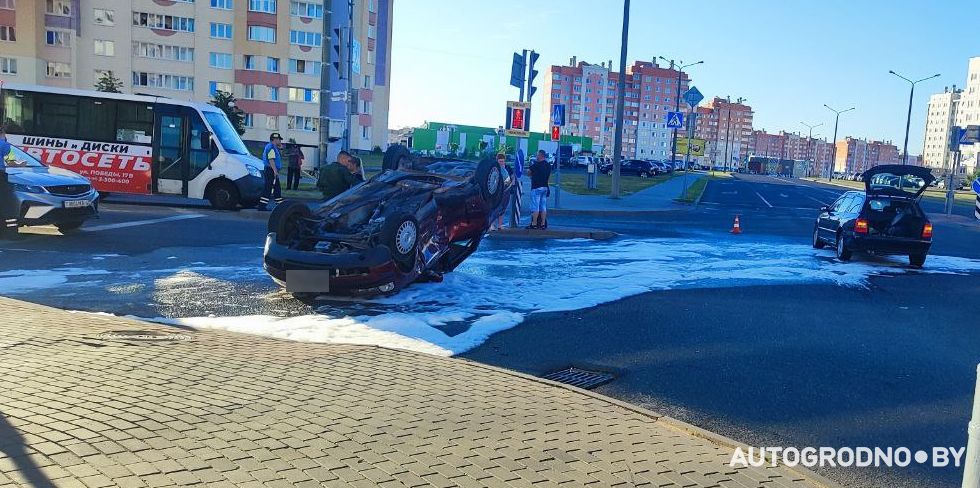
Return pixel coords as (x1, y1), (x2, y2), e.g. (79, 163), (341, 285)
(0, 128), (19, 238)
(257, 132), (284, 210)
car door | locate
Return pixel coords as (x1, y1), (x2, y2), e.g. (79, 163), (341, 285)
(819, 194), (850, 240)
(153, 106), (189, 196)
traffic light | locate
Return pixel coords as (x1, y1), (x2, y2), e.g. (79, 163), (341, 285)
(527, 50), (539, 101)
(551, 125), (560, 142)
(332, 27), (347, 78)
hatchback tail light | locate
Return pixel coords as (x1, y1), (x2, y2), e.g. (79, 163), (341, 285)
(922, 223), (933, 239)
(854, 218), (869, 234)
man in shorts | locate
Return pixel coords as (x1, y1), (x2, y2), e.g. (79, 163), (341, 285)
(527, 150), (551, 229)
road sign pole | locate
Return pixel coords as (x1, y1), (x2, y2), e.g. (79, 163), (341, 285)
(947, 150), (961, 215)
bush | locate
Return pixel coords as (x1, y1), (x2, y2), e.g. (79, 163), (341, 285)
(372, 145), (383, 154)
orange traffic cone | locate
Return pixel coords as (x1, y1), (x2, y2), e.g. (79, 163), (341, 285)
(731, 215), (742, 234)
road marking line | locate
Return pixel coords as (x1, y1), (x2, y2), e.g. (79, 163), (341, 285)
(754, 192), (774, 208)
(83, 214), (205, 232)
(807, 196), (831, 206)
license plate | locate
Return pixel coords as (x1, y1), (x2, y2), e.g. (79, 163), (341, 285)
(63, 200), (90, 208)
(286, 270), (331, 293)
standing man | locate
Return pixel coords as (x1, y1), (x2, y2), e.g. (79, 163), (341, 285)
(286, 141), (304, 191)
(527, 149), (552, 230)
(258, 132), (284, 210)
(317, 150), (359, 200)
(0, 128), (19, 238)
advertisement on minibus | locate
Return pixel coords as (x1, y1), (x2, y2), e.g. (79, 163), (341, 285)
(6, 134), (153, 194)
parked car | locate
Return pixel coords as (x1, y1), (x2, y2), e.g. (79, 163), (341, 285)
(2, 144), (99, 233)
(263, 145), (512, 296)
(812, 165), (935, 267)
(599, 159), (659, 177)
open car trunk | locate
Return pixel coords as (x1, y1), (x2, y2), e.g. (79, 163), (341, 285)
(863, 195), (927, 238)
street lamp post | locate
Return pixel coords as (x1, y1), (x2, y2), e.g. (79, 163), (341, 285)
(721, 97), (746, 172)
(610, 0), (630, 198)
(659, 57), (703, 167)
(801, 121), (823, 177)
(824, 104), (855, 181)
(888, 70), (940, 164)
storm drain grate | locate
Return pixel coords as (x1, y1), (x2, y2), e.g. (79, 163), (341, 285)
(540, 367), (615, 390)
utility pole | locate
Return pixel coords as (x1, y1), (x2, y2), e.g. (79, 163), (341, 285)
(824, 104), (855, 181)
(801, 121), (823, 177)
(610, 0), (630, 198)
(659, 57), (703, 165)
(889, 70), (940, 164)
(319, 0), (333, 165)
(721, 97), (746, 172)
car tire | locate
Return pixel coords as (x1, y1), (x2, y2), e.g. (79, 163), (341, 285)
(268, 200), (312, 245)
(380, 213), (419, 272)
(475, 157), (504, 206)
(206, 179), (240, 210)
(383, 144), (412, 171)
(56, 220), (84, 233)
(812, 226), (825, 249)
(835, 233), (852, 261)
(909, 253), (927, 268)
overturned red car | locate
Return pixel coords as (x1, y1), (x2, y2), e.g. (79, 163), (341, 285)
(263, 145), (512, 296)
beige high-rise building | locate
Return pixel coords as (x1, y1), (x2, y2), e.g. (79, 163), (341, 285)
(922, 86), (962, 171)
(0, 0), (393, 155)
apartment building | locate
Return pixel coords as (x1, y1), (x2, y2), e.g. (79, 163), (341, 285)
(751, 129), (833, 171)
(545, 57), (692, 159)
(833, 137), (899, 174)
(0, 0), (393, 154)
(922, 86), (962, 171)
(693, 97), (753, 168)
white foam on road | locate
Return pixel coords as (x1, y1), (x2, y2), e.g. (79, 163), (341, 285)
(0, 268), (111, 293)
(150, 238), (980, 357)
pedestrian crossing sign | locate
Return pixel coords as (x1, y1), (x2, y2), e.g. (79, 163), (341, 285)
(666, 112), (684, 129)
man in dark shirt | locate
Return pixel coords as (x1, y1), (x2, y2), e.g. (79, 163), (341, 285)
(527, 150), (552, 229)
(317, 150), (359, 200)
(286, 142), (304, 190)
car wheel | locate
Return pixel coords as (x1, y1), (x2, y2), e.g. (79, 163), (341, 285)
(56, 220), (84, 233)
(812, 226), (825, 249)
(835, 233), (852, 261)
(268, 200), (312, 245)
(909, 253), (927, 268)
(381, 213), (419, 272)
(475, 157), (504, 205)
(206, 179), (240, 210)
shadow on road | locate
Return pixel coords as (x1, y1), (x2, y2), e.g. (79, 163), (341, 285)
(0, 412), (57, 488)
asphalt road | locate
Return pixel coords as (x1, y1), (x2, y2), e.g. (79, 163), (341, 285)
(3, 176), (980, 488)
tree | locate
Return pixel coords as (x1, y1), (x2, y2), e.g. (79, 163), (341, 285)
(94, 71), (123, 93)
(209, 90), (246, 135)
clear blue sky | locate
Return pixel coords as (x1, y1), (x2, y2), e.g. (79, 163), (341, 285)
(388, 0), (977, 155)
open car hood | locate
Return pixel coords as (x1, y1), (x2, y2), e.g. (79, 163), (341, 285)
(862, 164), (935, 198)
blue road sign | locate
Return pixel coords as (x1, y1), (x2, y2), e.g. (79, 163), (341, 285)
(552, 104), (566, 126)
(683, 86), (704, 108)
(972, 177), (980, 196)
(510, 52), (525, 88)
(666, 112), (684, 129)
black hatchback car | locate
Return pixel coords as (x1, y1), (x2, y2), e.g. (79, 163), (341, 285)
(598, 159), (659, 177)
(812, 165), (935, 267)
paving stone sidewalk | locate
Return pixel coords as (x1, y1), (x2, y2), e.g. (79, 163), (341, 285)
(0, 298), (834, 488)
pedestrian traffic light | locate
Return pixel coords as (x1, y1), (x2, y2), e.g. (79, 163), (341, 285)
(527, 50), (540, 101)
(551, 125), (560, 142)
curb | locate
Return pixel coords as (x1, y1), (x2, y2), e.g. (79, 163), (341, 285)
(487, 227), (618, 240)
(549, 207), (686, 216)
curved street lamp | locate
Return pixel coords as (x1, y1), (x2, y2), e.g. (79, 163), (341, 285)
(824, 104), (855, 181)
(888, 70), (940, 164)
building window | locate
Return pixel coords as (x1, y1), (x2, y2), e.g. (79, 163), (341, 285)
(94, 39), (115, 56)
(243, 55), (257, 70)
(287, 87), (318, 103)
(268, 87), (279, 101)
(266, 57), (279, 73)
(210, 22), (232, 39)
(368, 25), (376, 39)
(93, 8), (115, 26)
(46, 62), (72, 78)
(244, 114), (254, 128)
(289, 59), (320, 75)
(361, 100), (371, 114)
(266, 115), (279, 130)
(134, 12), (195, 32)
(243, 84), (256, 99)
(289, 1), (323, 18)
(287, 116), (318, 132)
(46, 30), (71, 47)
(0, 0), (13, 9)
(210, 0), (232, 8)
(0, 57), (16, 74)
(363, 75), (371, 88)
(362, 126), (369, 139)
(248, 25), (276, 43)
(209, 81), (232, 95)
(368, 0), (376, 12)
(289, 30), (322, 47)
(46, 0), (71, 15)
(132, 72), (194, 91)
(133, 42), (194, 62)
(209, 52), (233, 69)
(248, 0), (276, 13)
